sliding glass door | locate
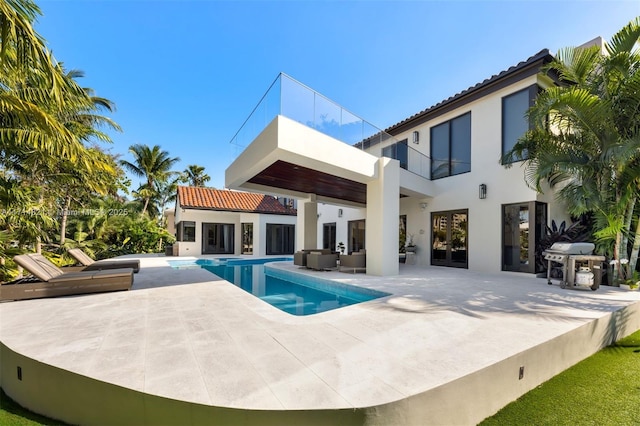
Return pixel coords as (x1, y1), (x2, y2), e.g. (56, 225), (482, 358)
(502, 202), (546, 273)
(348, 219), (365, 253)
(202, 223), (234, 254)
(432, 210), (468, 268)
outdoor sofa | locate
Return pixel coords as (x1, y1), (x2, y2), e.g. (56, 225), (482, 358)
(339, 250), (366, 273)
(1, 254), (133, 301)
(68, 248), (140, 273)
(307, 251), (339, 271)
(293, 249), (333, 268)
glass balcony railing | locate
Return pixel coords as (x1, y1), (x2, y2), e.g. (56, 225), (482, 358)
(230, 73), (430, 179)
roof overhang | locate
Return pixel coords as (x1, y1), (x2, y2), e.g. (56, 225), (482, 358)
(225, 115), (382, 207)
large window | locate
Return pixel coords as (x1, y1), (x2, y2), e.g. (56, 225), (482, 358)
(348, 219), (365, 253)
(432, 210), (468, 268)
(176, 221), (195, 242)
(202, 223), (234, 254)
(323, 222), (336, 251)
(266, 224), (295, 255)
(502, 85), (538, 163)
(382, 139), (408, 170)
(430, 113), (471, 179)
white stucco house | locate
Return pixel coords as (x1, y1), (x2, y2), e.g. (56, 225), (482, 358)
(225, 46), (584, 276)
(171, 186), (297, 256)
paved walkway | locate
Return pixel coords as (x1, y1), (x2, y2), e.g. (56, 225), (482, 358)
(1, 255), (639, 421)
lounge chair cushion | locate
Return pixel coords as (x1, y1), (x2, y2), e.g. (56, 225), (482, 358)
(68, 248), (140, 273)
(14, 254), (65, 282)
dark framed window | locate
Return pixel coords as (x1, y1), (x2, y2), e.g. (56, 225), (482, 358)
(382, 139), (408, 170)
(431, 210), (468, 268)
(202, 223), (234, 254)
(266, 224), (295, 255)
(348, 219), (365, 253)
(502, 85), (538, 163)
(323, 222), (336, 251)
(177, 221), (195, 242)
(430, 112), (471, 179)
(502, 201), (547, 273)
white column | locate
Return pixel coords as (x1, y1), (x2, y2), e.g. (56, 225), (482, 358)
(366, 157), (400, 276)
(296, 196), (318, 250)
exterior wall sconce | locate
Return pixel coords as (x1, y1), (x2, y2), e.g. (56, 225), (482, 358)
(419, 202), (428, 211)
(412, 131), (420, 144)
(338, 209), (343, 217)
(479, 184), (487, 199)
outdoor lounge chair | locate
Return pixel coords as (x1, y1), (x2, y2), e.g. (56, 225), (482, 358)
(307, 251), (338, 271)
(68, 248), (140, 273)
(1, 254), (133, 301)
(339, 250), (366, 273)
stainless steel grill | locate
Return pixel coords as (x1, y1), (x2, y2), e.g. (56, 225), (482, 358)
(543, 243), (605, 290)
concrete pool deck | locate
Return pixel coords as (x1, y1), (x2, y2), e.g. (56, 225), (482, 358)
(1, 255), (639, 425)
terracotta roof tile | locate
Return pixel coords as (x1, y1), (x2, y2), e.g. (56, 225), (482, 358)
(177, 186), (296, 215)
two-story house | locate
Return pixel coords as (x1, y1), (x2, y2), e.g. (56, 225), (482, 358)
(226, 47), (574, 276)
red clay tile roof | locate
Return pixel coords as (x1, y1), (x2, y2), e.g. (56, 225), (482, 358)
(177, 186), (296, 215)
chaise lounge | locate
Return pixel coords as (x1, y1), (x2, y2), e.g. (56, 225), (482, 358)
(1, 254), (133, 301)
(68, 248), (140, 273)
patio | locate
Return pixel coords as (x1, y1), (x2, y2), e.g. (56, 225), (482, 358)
(1, 255), (639, 425)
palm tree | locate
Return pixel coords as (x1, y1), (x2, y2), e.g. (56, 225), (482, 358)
(0, 0), (87, 159)
(120, 144), (180, 216)
(504, 18), (640, 280)
(181, 164), (211, 187)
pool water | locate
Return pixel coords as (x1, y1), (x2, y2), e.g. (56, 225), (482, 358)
(168, 258), (388, 316)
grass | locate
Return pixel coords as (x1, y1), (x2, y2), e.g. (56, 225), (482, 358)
(481, 328), (640, 425)
(0, 388), (67, 426)
(1, 330), (639, 425)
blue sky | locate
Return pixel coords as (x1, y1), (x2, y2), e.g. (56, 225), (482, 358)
(36, 0), (639, 191)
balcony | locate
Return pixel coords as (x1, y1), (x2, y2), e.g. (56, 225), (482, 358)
(229, 73), (430, 179)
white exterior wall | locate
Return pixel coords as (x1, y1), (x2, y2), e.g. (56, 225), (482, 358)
(314, 74), (568, 274)
(317, 204), (366, 251)
(173, 208), (295, 256)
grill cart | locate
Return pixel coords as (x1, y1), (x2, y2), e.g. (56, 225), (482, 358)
(543, 243), (605, 291)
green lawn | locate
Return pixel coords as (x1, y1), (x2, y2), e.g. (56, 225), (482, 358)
(1, 330), (639, 425)
(0, 388), (66, 426)
(481, 329), (640, 425)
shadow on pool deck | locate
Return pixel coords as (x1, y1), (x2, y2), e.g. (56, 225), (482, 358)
(1, 255), (639, 425)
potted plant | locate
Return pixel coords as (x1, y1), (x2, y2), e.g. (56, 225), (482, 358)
(405, 234), (416, 253)
(620, 270), (640, 291)
(337, 242), (345, 255)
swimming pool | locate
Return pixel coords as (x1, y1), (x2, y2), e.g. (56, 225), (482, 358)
(168, 258), (389, 316)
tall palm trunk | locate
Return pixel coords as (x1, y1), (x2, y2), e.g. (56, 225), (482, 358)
(59, 194), (71, 245)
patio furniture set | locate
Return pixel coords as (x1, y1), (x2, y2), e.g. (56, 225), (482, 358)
(294, 249), (366, 273)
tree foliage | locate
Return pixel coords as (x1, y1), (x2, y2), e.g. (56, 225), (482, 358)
(504, 18), (640, 280)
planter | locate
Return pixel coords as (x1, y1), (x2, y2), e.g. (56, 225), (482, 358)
(619, 283), (639, 291)
(405, 246), (416, 253)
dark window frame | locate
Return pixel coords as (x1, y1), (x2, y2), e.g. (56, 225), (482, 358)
(501, 85), (538, 164)
(348, 219), (366, 254)
(177, 221), (196, 242)
(430, 112), (471, 179)
(266, 223), (295, 255)
(201, 222), (234, 254)
(322, 222), (337, 251)
(431, 209), (468, 269)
